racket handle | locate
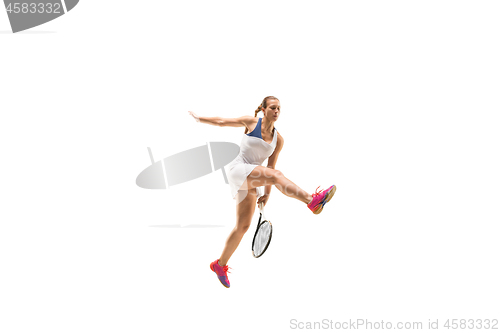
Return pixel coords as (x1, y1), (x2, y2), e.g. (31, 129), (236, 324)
(258, 187), (266, 219)
(258, 201), (266, 220)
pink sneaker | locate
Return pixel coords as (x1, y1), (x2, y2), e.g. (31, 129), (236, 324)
(307, 185), (336, 214)
(210, 259), (231, 288)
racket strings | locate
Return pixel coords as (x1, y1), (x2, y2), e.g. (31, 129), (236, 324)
(254, 222), (272, 257)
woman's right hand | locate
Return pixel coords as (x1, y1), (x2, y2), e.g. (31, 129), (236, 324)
(188, 111), (200, 122)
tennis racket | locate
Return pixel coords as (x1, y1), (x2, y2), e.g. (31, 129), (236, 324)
(251, 200), (273, 258)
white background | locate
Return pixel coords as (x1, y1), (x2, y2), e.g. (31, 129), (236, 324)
(1, 1), (499, 332)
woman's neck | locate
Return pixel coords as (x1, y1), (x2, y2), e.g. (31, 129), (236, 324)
(261, 116), (274, 134)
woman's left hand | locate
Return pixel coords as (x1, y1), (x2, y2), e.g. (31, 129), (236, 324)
(257, 193), (269, 207)
(188, 111), (200, 122)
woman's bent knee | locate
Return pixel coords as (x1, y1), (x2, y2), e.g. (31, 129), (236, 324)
(236, 224), (251, 233)
(271, 169), (284, 183)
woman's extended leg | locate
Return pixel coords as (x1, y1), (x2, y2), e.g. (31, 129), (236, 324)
(240, 166), (313, 204)
(218, 187), (258, 267)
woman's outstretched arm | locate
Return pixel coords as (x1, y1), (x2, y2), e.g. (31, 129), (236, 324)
(188, 111), (254, 128)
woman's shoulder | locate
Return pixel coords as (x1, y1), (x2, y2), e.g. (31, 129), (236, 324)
(241, 116), (259, 127)
(243, 116), (259, 134)
(276, 130), (284, 145)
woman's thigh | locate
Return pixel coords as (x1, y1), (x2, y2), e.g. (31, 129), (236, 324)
(239, 166), (282, 191)
(235, 187), (258, 230)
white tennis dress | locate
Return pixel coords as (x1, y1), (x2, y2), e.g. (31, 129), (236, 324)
(227, 117), (278, 199)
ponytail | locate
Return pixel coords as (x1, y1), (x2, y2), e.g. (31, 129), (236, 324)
(254, 104), (263, 117)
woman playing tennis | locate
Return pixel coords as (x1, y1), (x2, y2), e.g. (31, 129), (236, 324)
(188, 96), (336, 288)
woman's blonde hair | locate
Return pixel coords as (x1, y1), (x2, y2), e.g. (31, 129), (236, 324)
(254, 96), (279, 117)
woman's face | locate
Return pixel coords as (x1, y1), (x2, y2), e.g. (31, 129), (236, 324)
(264, 99), (280, 121)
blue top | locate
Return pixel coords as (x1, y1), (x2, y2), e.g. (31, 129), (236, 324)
(247, 117), (276, 140)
